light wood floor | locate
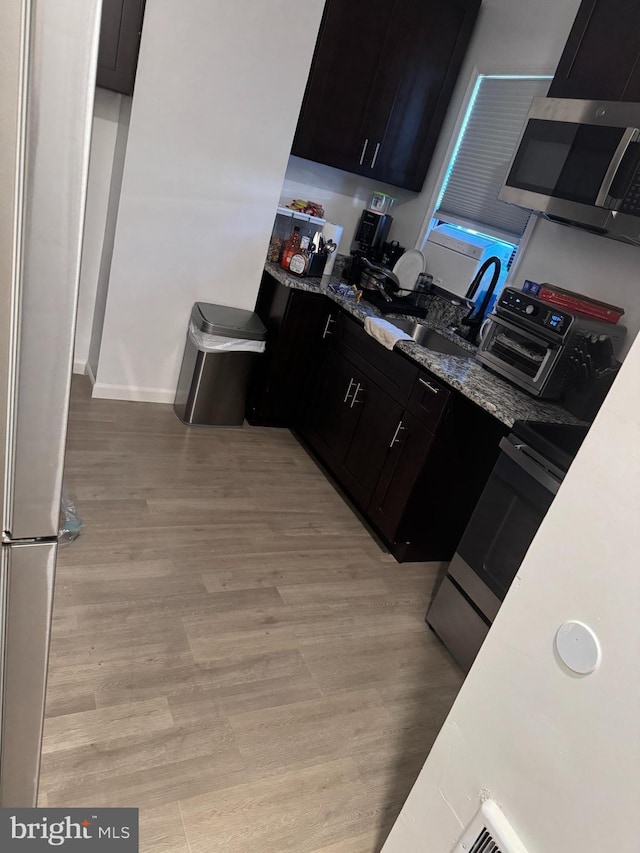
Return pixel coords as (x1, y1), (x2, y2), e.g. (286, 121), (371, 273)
(39, 376), (463, 852)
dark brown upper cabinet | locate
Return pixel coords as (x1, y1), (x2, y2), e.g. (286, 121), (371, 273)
(549, 0), (640, 102)
(292, 0), (481, 192)
(97, 0), (146, 96)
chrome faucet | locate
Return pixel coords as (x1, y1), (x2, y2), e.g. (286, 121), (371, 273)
(460, 256), (502, 345)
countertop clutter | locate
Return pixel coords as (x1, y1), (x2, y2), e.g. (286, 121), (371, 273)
(264, 261), (583, 429)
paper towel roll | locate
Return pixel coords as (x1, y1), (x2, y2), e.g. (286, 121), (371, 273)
(322, 223), (344, 277)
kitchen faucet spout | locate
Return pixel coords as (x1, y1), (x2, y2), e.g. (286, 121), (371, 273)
(461, 255), (503, 345)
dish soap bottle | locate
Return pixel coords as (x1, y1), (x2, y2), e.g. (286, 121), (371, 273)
(280, 226), (301, 271)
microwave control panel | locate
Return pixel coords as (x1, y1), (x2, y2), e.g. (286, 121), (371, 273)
(496, 288), (571, 335)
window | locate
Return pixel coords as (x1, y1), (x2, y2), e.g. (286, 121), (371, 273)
(428, 74), (552, 252)
(425, 75), (551, 298)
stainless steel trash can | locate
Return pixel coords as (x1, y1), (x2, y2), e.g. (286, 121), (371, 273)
(174, 302), (266, 426)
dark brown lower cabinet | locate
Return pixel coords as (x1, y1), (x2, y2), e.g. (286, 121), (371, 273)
(389, 395), (506, 562)
(300, 313), (507, 562)
(249, 287), (507, 562)
(367, 410), (434, 543)
(304, 347), (365, 472)
(303, 310), (419, 510)
(304, 347), (405, 507)
(247, 273), (338, 428)
(340, 381), (404, 508)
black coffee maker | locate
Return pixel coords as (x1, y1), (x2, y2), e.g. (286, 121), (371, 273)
(345, 210), (393, 285)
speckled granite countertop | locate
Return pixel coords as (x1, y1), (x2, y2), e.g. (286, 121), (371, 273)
(264, 261), (585, 429)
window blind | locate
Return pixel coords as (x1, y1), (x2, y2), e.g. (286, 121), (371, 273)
(435, 76), (551, 241)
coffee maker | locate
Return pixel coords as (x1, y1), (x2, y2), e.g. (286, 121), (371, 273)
(354, 210), (392, 255)
(345, 194), (395, 285)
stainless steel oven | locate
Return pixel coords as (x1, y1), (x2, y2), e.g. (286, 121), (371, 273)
(427, 421), (589, 672)
(477, 288), (626, 398)
(499, 97), (640, 243)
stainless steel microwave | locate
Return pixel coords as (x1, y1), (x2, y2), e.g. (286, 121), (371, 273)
(499, 97), (640, 244)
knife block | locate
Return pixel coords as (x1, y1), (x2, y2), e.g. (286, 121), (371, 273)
(561, 366), (619, 422)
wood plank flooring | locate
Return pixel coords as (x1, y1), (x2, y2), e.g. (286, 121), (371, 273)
(39, 376), (463, 852)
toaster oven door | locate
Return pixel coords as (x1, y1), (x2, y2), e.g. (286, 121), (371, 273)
(477, 315), (561, 395)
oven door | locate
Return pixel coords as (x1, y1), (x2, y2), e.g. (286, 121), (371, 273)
(449, 436), (560, 618)
(477, 315), (561, 396)
(500, 97), (640, 228)
(426, 435), (561, 671)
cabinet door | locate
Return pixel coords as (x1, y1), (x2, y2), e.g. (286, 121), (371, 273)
(96, 0), (145, 95)
(292, 0), (395, 174)
(285, 294), (337, 428)
(340, 381), (403, 508)
(549, 0), (640, 102)
(406, 372), (450, 433)
(363, 0), (480, 190)
(333, 312), (418, 407)
(293, 0), (479, 190)
(367, 411), (434, 543)
(302, 347), (363, 471)
(248, 279), (337, 428)
(304, 349), (405, 510)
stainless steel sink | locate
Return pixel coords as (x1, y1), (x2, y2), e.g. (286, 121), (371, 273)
(389, 318), (473, 357)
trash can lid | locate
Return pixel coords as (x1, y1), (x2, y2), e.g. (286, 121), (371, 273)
(191, 302), (266, 340)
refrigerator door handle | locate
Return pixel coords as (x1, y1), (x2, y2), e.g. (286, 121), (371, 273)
(2, 532), (58, 546)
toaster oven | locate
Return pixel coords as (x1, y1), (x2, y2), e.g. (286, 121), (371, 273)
(477, 288), (626, 398)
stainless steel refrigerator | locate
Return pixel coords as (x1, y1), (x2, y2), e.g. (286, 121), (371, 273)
(0, 0), (101, 806)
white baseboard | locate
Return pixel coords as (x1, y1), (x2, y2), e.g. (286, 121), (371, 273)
(85, 362), (97, 387)
(92, 382), (175, 404)
(73, 359), (87, 375)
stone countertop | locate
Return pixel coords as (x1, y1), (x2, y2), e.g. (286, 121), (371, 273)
(264, 261), (585, 429)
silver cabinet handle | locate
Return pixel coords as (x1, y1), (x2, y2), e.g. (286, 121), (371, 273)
(389, 420), (405, 448)
(359, 138), (369, 166)
(322, 314), (336, 339)
(418, 377), (440, 394)
(343, 377), (357, 403)
(370, 141), (381, 169)
(350, 383), (364, 408)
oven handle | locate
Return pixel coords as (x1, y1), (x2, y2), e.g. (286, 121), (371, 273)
(499, 437), (562, 494)
(595, 126), (640, 208)
(479, 317), (492, 344)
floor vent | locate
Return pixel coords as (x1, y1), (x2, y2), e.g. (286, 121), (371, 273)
(451, 800), (528, 853)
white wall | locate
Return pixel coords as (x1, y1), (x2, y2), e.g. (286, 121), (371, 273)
(73, 88), (121, 374)
(93, 0), (325, 402)
(382, 316), (640, 853)
(87, 94), (132, 383)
